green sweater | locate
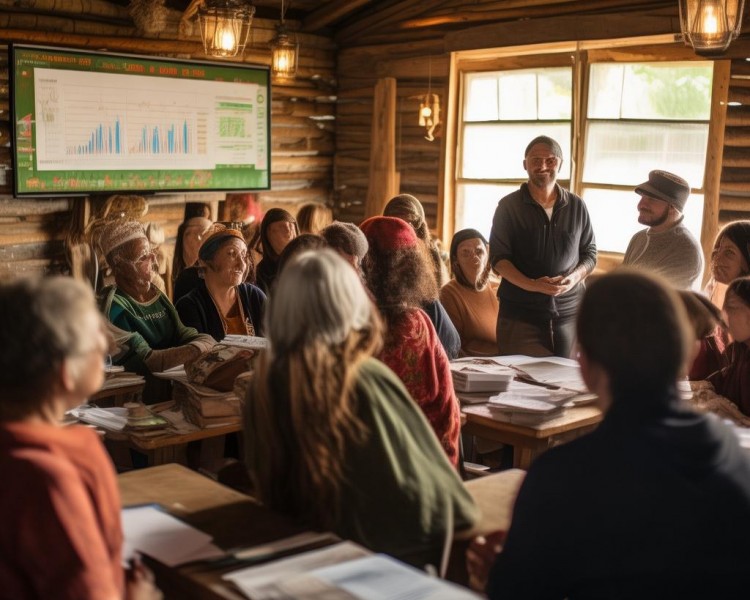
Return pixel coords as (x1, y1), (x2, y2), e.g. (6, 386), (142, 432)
(246, 357), (479, 568)
(100, 285), (202, 376)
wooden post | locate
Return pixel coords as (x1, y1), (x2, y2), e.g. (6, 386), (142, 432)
(364, 77), (399, 218)
(702, 60), (731, 286)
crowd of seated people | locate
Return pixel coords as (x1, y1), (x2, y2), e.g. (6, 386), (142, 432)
(5, 180), (750, 600)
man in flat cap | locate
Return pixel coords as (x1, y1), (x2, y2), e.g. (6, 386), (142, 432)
(622, 170), (704, 290)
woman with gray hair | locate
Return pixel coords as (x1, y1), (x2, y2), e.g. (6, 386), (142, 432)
(0, 277), (160, 599)
(245, 249), (477, 568)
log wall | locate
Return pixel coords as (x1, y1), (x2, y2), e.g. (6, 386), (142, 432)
(0, 3), (336, 279)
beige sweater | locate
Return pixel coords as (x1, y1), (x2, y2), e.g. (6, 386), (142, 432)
(440, 279), (499, 356)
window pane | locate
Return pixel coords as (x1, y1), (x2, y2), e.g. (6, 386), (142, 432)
(464, 68), (572, 122)
(583, 187), (704, 253)
(462, 123), (572, 180)
(456, 183), (520, 240)
(582, 122), (708, 187)
(464, 73), (499, 121)
(537, 69), (573, 119)
(589, 62), (713, 120)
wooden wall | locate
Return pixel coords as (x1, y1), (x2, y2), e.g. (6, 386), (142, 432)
(0, 1), (335, 278)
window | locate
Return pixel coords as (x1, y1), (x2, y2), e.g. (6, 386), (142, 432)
(456, 67), (572, 239)
(454, 56), (713, 253)
(581, 62), (712, 252)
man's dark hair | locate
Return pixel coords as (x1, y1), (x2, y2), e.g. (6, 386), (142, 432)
(577, 270), (692, 404)
(524, 135), (563, 159)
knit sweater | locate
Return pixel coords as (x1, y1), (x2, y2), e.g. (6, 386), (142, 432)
(622, 216), (704, 290)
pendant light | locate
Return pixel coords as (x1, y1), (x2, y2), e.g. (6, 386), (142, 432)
(679, 0), (746, 56)
(198, 0), (255, 58)
(271, 0), (299, 79)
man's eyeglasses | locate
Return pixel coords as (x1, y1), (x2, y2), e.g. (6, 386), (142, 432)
(128, 250), (157, 266)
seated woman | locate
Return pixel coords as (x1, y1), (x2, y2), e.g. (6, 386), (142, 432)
(171, 214), (212, 302)
(254, 208), (299, 295)
(276, 233), (328, 275)
(692, 221), (750, 379)
(0, 277), (159, 599)
(321, 220), (369, 274)
(441, 229), (499, 356)
(360, 216), (462, 466)
(176, 226), (266, 342)
(245, 249), (477, 567)
(708, 276), (750, 415)
(296, 202), (333, 234)
(98, 219), (214, 402)
(678, 290), (726, 380)
(383, 194), (460, 359)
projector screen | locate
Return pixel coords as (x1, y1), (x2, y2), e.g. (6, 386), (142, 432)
(11, 44), (271, 197)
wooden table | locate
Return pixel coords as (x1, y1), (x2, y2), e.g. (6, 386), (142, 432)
(120, 464), (302, 600)
(90, 381), (145, 407)
(119, 464), (525, 599)
(108, 422), (242, 467)
(462, 404), (602, 469)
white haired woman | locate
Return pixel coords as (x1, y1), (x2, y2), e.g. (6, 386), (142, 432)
(245, 249), (477, 568)
(99, 219), (214, 402)
(0, 277), (160, 599)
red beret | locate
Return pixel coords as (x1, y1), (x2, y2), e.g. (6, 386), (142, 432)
(359, 216), (418, 252)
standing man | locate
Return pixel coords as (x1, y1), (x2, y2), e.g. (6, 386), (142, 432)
(489, 136), (597, 358)
(621, 170), (704, 290)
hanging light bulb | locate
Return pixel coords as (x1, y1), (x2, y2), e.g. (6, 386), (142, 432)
(418, 58), (440, 142)
(271, 0), (299, 78)
(198, 0), (255, 58)
(679, 0), (746, 56)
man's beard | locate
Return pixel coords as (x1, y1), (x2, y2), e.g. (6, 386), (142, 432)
(638, 205), (670, 227)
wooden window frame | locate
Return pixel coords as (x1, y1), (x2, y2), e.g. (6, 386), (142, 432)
(442, 37), (730, 274)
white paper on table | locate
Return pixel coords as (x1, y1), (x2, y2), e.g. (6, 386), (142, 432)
(222, 541), (369, 599)
(287, 554), (482, 600)
(121, 505), (223, 567)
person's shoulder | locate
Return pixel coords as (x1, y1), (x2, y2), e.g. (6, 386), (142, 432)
(356, 357), (411, 398)
(238, 282), (267, 301)
(497, 187), (524, 207)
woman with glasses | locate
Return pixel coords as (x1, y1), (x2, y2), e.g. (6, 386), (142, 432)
(440, 229), (499, 356)
(99, 219), (215, 402)
(176, 226), (266, 341)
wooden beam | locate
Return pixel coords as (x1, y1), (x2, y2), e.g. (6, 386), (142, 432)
(444, 14), (680, 52)
(364, 78), (399, 218)
(303, 0), (375, 32)
(702, 60), (731, 285)
(400, 0), (674, 30)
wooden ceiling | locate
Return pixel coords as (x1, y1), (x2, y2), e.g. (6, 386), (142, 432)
(104, 0), (680, 45)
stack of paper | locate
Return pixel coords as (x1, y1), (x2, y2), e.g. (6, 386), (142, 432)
(222, 334), (270, 351)
(121, 505), (223, 567)
(223, 541), (480, 600)
(450, 359), (514, 393)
